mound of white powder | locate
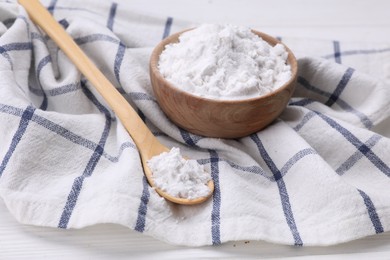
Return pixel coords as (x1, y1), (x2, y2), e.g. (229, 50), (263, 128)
(158, 24), (292, 100)
(147, 148), (211, 200)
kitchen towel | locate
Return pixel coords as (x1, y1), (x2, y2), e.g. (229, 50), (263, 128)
(1, 0), (390, 246)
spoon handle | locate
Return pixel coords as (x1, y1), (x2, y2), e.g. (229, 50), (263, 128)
(18, 0), (215, 205)
(18, 0), (161, 154)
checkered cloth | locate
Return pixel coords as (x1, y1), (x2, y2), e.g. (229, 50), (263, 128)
(1, 0), (390, 246)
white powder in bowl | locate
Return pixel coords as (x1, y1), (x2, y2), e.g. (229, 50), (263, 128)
(146, 147), (211, 200)
(158, 24), (292, 100)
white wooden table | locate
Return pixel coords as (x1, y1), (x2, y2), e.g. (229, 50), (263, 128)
(1, 0), (390, 258)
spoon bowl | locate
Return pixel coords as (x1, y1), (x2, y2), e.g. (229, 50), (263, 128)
(19, 0), (214, 205)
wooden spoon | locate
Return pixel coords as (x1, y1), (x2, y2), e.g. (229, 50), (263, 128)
(18, 0), (214, 205)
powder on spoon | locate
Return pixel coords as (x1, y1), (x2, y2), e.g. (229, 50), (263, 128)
(158, 24), (291, 100)
(146, 147), (211, 200)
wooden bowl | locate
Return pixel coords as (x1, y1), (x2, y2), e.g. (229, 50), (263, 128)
(149, 29), (298, 139)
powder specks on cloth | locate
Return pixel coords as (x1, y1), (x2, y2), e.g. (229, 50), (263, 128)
(158, 24), (291, 100)
(1, 0), (390, 247)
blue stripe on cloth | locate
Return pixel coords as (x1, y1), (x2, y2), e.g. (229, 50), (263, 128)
(17, 15), (30, 29)
(323, 47), (390, 60)
(36, 55), (52, 110)
(279, 148), (317, 180)
(58, 154), (111, 230)
(47, 0), (58, 14)
(31, 113), (106, 153)
(3, 18), (15, 27)
(134, 176), (150, 232)
(49, 82), (81, 96)
(162, 17), (173, 39)
(0, 105), (311, 186)
(31, 32), (49, 43)
(58, 19), (69, 29)
(179, 128), (203, 146)
(289, 98), (315, 107)
(0, 42), (32, 69)
(116, 87), (126, 94)
(0, 104), (135, 162)
(293, 111), (316, 132)
(0, 42), (32, 68)
(26, 32), (118, 104)
(209, 149), (221, 245)
(29, 82), (81, 97)
(103, 142), (136, 162)
(137, 109), (146, 122)
(107, 2), (118, 31)
(58, 175), (87, 228)
(333, 41), (341, 64)
(32, 111), (134, 162)
(28, 32), (123, 99)
(179, 128), (196, 146)
(197, 157), (273, 181)
(152, 131), (167, 137)
(0, 106), (35, 177)
(0, 42), (32, 52)
(316, 112), (390, 177)
(358, 189), (384, 234)
(336, 134), (382, 175)
(199, 148), (316, 183)
(75, 34), (120, 45)
(296, 77), (332, 99)
(58, 85), (113, 228)
(297, 76), (373, 129)
(0, 104), (24, 117)
(80, 81), (112, 115)
(325, 68), (354, 107)
(114, 42), (126, 88)
(250, 134), (303, 246)
(0, 46), (13, 68)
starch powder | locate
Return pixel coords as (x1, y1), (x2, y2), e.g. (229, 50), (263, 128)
(158, 24), (292, 100)
(147, 148), (211, 200)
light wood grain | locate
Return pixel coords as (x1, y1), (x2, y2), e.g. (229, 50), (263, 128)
(150, 30), (298, 138)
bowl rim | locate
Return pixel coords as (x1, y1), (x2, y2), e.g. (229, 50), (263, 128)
(150, 27), (298, 104)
